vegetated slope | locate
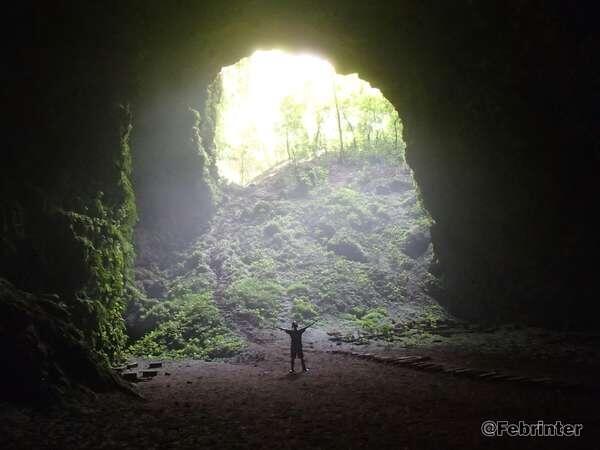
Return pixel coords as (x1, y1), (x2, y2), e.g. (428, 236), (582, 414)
(127, 158), (445, 358)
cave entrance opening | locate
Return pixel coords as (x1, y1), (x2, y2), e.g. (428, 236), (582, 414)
(211, 49), (407, 185)
(125, 50), (441, 360)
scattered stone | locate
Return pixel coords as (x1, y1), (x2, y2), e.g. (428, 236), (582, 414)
(530, 377), (552, 384)
(326, 239), (368, 263)
(506, 376), (528, 382)
(122, 372), (138, 382)
(392, 357), (421, 366)
(478, 372), (497, 379)
(489, 374), (511, 381)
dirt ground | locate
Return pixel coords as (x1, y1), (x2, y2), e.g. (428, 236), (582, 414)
(2, 329), (598, 450)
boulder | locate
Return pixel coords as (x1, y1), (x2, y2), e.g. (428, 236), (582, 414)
(402, 230), (430, 258)
(327, 239), (368, 263)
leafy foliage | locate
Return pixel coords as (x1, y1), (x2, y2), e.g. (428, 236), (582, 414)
(291, 297), (320, 321)
(60, 111), (137, 364)
(127, 293), (243, 359)
(224, 277), (284, 325)
(350, 307), (394, 338)
(214, 51), (405, 185)
(128, 157), (437, 359)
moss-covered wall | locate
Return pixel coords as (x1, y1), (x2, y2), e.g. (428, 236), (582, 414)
(1, 100), (136, 363)
(3, 0), (599, 390)
(3, 3), (138, 364)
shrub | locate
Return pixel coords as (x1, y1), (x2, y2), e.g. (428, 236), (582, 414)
(327, 187), (362, 207)
(291, 297), (319, 321)
(295, 165), (328, 189)
(263, 221), (282, 237)
(252, 200), (271, 218)
(247, 257), (277, 277)
(286, 282), (310, 297)
(421, 304), (445, 329)
(353, 307), (394, 338)
(225, 277), (284, 325)
(127, 293), (243, 359)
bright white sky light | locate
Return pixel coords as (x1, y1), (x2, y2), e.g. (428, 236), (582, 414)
(216, 50), (390, 184)
(219, 50), (335, 150)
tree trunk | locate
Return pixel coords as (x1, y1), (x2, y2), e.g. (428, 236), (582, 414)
(342, 110), (357, 151)
(286, 129), (291, 161)
(333, 80), (344, 162)
(313, 121), (321, 157)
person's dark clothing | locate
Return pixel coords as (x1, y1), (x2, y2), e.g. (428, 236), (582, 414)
(284, 327), (307, 358)
(278, 322), (316, 372)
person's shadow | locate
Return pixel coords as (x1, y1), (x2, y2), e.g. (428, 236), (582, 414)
(278, 372), (305, 382)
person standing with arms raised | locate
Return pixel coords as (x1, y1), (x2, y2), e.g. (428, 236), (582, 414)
(277, 321), (317, 373)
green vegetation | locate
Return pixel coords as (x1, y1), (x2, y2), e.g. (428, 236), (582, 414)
(349, 307), (394, 338)
(286, 282), (310, 297)
(125, 157), (439, 357)
(124, 54), (440, 360)
(421, 303), (446, 329)
(214, 50), (405, 185)
(291, 297), (320, 321)
(58, 110), (138, 364)
(127, 293), (243, 359)
(224, 277), (285, 325)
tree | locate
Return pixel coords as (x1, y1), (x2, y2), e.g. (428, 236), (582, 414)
(279, 96), (307, 165)
(332, 78), (345, 162)
(312, 104), (330, 157)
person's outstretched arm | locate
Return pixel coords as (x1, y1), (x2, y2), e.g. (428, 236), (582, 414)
(300, 320), (318, 332)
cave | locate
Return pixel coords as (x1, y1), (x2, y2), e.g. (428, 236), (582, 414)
(3, 1), (599, 448)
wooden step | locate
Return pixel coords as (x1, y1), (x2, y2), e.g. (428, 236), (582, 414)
(142, 370), (158, 378)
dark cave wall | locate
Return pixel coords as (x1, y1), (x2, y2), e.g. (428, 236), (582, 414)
(3, 2), (138, 366)
(401, 2), (600, 326)
(129, 1), (599, 327)
(3, 0), (599, 387)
